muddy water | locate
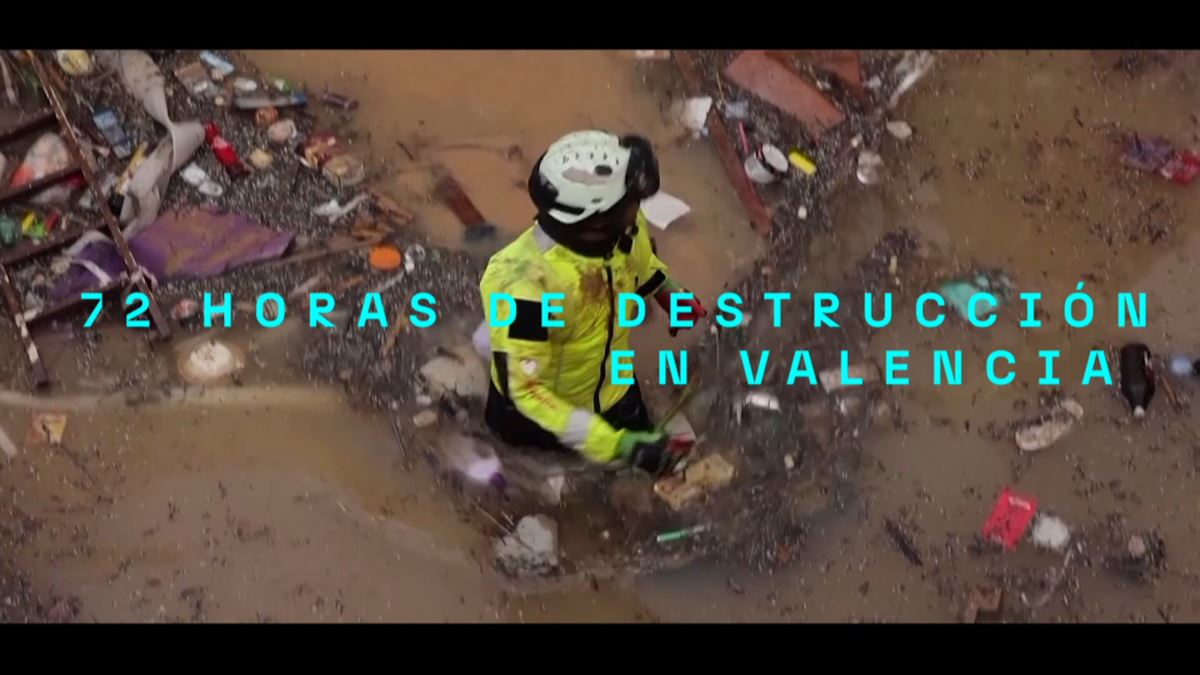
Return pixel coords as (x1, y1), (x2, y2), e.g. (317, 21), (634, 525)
(6, 50), (1198, 622)
(635, 51), (1200, 622)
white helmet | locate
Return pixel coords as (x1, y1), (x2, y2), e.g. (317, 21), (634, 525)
(529, 130), (659, 225)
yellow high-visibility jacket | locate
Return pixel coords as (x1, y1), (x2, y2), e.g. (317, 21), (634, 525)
(479, 212), (670, 463)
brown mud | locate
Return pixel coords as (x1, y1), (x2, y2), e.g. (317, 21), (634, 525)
(3, 49), (1199, 621)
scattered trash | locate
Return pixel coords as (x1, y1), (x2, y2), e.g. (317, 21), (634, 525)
(412, 410), (438, 428)
(54, 50), (93, 77)
(724, 49), (845, 139)
(1, 54), (17, 107)
(174, 61), (213, 96)
(300, 132), (345, 169)
(886, 120), (913, 141)
(322, 154), (366, 189)
(203, 122), (249, 179)
(655, 524), (710, 544)
(311, 194), (368, 224)
(319, 91), (359, 111)
(7, 132), (76, 206)
(654, 454), (735, 511)
(939, 271), (1014, 320)
(721, 99), (749, 120)
(254, 107), (279, 127)
(796, 206), (808, 220)
(52, 208), (293, 301)
(267, 119), (297, 145)
(368, 188), (414, 225)
(171, 299), (199, 322)
(1121, 135), (1174, 172)
(433, 170), (496, 242)
(883, 517), (923, 567)
(856, 150), (884, 186)
(493, 514), (558, 576)
(233, 92), (308, 110)
(180, 163), (224, 198)
(743, 391), (780, 412)
(0, 215), (18, 247)
(199, 51), (235, 77)
(268, 77), (292, 93)
(247, 148), (272, 170)
(1031, 514), (1071, 552)
(624, 50), (672, 60)
(743, 144), (790, 184)
(233, 77), (258, 93)
(419, 347), (489, 400)
(404, 244), (425, 273)
(981, 487), (1037, 550)
(0, 421), (17, 458)
(1104, 531), (1165, 582)
(1159, 150), (1200, 186)
(783, 454), (795, 470)
(97, 50), (206, 236)
(368, 245), (403, 271)
(1015, 398), (1084, 452)
(1119, 343), (1156, 418)
(28, 412), (67, 446)
(640, 191), (690, 230)
(92, 108), (133, 159)
(787, 149), (817, 176)
(177, 339), (245, 385)
(961, 586), (1002, 623)
(889, 50), (935, 109)
(865, 75), (883, 90)
(819, 361), (881, 392)
(1169, 354), (1197, 377)
(677, 96), (713, 136)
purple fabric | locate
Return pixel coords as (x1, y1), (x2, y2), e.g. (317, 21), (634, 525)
(52, 207), (293, 301)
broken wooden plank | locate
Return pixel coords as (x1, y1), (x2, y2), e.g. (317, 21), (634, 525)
(883, 517), (924, 567)
(0, 262), (47, 387)
(768, 50), (866, 101)
(725, 50), (845, 139)
(1, 219), (106, 266)
(30, 52), (170, 342)
(672, 51), (773, 236)
(0, 109), (56, 144)
(0, 165), (82, 206)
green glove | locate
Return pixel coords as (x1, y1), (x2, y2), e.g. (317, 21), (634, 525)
(616, 429), (674, 476)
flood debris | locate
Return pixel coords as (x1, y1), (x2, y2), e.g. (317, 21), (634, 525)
(1030, 514), (1071, 552)
(961, 585), (1002, 623)
(419, 347), (489, 401)
(889, 50), (935, 109)
(723, 50), (845, 139)
(855, 150), (884, 186)
(743, 144), (790, 185)
(656, 524), (710, 544)
(493, 514), (558, 576)
(178, 339), (246, 385)
(939, 271), (1014, 321)
(0, 421), (18, 458)
(883, 517), (923, 567)
(885, 120), (913, 141)
(1015, 398), (1083, 452)
(27, 412), (67, 446)
(640, 191), (690, 230)
(675, 96), (713, 137)
(1119, 343), (1156, 418)
(819, 361), (881, 393)
(981, 487), (1037, 550)
(1104, 531), (1165, 582)
(653, 454), (735, 511)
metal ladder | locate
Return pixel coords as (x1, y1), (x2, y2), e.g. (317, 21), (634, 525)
(0, 51), (169, 388)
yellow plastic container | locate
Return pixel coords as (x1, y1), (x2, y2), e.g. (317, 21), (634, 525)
(788, 150), (817, 176)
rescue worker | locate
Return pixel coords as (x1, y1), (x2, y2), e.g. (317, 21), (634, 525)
(479, 130), (706, 476)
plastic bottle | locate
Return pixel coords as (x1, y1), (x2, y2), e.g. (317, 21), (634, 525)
(203, 122), (249, 179)
(1119, 343), (1156, 418)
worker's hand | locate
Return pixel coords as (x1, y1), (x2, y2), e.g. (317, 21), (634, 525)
(653, 288), (708, 337)
(616, 430), (677, 477)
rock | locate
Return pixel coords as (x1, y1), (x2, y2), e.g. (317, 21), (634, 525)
(412, 410), (438, 428)
(493, 515), (558, 575)
(1128, 534), (1147, 558)
(886, 120), (913, 140)
(420, 347), (489, 400)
